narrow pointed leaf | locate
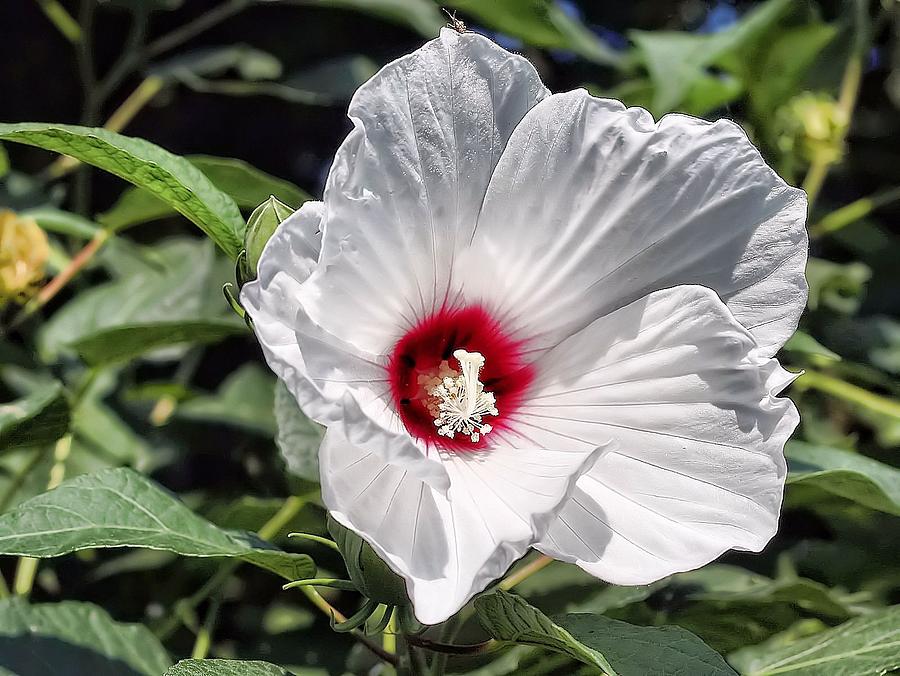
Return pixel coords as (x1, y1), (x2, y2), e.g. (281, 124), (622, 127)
(97, 155), (310, 232)
(0, 123), (245, 257)
(0, 467), (315, 580)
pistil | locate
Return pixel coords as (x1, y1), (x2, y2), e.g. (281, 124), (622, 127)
(431, 349), (499, 442)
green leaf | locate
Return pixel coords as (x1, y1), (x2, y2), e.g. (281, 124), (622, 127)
(274, 381), (323, 482)
(177, 364), (277, 436)
(0, 382), (70, 453)
(74, 320), (245, 366)
(783, 331), (842, 362)
(21, 206), (99, 239)
(189, 156), (309, 210)
(38, 238), (245, 365)
(786, 441), (900, 515)
(286, 55), (380, 100)
(203, 495), (324, 537)
(806, 258), (872, 315)
(728, 619), (833, 675)
(630, 0), (793, 113)
(0, 123), (245, 257)
(744, 22), (838, 124)
(164, 659), (294, 676)
(474, 590), (736, 676)
(71, 372), (154, 470)
(445, 0), (621, 66)
(0, 597), (172, 676)
(328, 517), (408, 606)
(304, 0), (444, 37)
(738, 605), (900, 675)
(150, 44), (283, 83)
(98, 155), (309, 232)
(0, 467), (315, 581)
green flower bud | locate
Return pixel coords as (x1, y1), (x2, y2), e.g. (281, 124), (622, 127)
(775, 92), (848, 168)
(327, 516), (410, 607)
(242, 195), (294, 279)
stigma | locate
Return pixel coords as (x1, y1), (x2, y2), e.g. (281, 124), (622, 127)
(431, 350), (499, 443)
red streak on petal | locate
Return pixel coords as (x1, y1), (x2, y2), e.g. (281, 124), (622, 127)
(387, 305), (533, 452)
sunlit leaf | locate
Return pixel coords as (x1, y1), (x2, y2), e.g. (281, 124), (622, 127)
(806, 258), (871, 315)
(736, 605), (900, 675)
(301, 0), (444, 37)
(0, 123), (245, 257)
(445, 0), (622, 66)
(630, 0), (793, 113)
(0, 467), (316, 580)
(786, 441), (900, 515)
(783, 331), (841, 362)
(98, 155), (309, 232)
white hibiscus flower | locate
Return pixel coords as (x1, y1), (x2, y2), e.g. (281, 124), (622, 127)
(242, 29), (807, 625)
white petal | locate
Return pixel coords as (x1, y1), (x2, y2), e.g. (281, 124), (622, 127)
(241, 201), (331, 421)
(243, 201), (448, 489)
(462, 90), (808, 357)
(321, 426), (611, 624)
(297, 28), (549, 354)
(527, 285), (799, 584)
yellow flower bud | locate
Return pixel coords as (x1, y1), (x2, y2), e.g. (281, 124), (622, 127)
(0, 209), (49, 303)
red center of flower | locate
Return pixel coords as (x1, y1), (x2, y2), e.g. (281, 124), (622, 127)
(387, 305), (533, 452)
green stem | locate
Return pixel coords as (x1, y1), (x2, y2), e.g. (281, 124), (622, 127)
(383, 605), (397, 654)
(296, 585), (400, 666)
(809, 185), (900, 238)
(145, 0), (250, 58)
(283, 578), (358, 591)
(13, 435), (72, 597)
(94, 9), (150, 105)
(499, 555), (553, 590)
(405, 635), (499, 656)
(797, 370), (900, 420)
(258, 495), (306, 540)
(287, 532), (340, 552)
(802, 1), (867, 211)
(190, 596), (221, 659)
(432, 554), (553, 676)
(156, 494), (308, 639)
(72, 0), (97, 217)
(0, 446), (49, 514)
(33, 0), (82, 43)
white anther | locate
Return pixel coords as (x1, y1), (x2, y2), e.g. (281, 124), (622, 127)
(429, 349), (498, 442)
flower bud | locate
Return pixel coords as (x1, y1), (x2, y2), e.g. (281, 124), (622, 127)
(327, 516), (410, 607)
(776, 92), (848, 168)
(242, 195), (294, 280)
(0, 209), (49, 304)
